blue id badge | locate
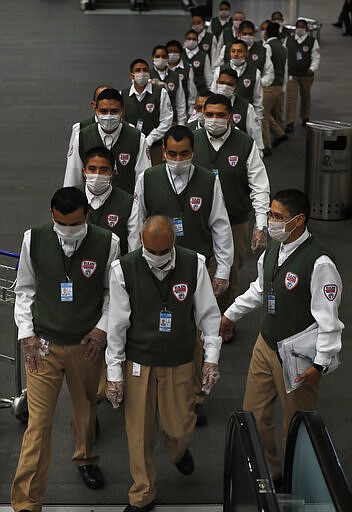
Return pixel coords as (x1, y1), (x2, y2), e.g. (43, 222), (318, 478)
(173, 217), (184, 237)
(296, 51), (302, 61)
(267, 293), (276, 315)
(212, 168), (219, 176)
(136, 119), (144, 131)
(159, 310), (172, 332)
(61, 281), (73, 302)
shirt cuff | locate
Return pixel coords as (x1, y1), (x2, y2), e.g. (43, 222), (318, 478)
(203, 335), (222, 364)
(106, 362), (123, 382)
(255, 214), (268, 230)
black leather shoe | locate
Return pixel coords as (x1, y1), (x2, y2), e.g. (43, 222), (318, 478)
(332, 22), (343, 28)
(285, 123), (294, 133)
(262, 148), (272, 157)
(123, 501), (155, 512)
(195, 403), (207, 427)
(175, 448), (195, 475)
(342, 31), (352, 36)
(272, 134), (288, 147)
(78, 464), (104, 489)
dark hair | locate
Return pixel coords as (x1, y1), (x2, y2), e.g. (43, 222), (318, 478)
(266, 21), (280, 38)
(296, 18), (308, 28)
(191, 8), (206, 21)
(152, 45), (168, 57)
(164, 125), (194, 149)
(166, 39), (183, 53)
(204, 93), (231, 112)
(83, 146), (115, 170)
(238, 20), (255, 32)
(219, 1), (230, 8)
(96, 88), (124, 108)
(230, 38), (248, 51)
(196, 90), (214, 98)
(272, 189), (311, 224)
(51, 187), (88, 216)
(185, 29), (199, 38)
(271, 11), (284, 20)
(218, 68), (238, 81)
(93, 84), (113, 102)
(130, 58), (149, 73)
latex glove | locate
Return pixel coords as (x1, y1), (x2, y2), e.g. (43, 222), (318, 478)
(202, 362), (219, 394)
(80, 327), (106, 362)
(106, 380), (124, 408)
(212, 277), (229, 297)
(220, 315), (235, 342)
(251, 228), (267, 254)
(22, 336), (49, 373)
(295, 366), (322, 389)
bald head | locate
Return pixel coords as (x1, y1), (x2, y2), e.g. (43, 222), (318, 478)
(142, 216), (176, 255)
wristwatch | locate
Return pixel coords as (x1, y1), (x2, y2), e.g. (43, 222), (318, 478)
(313, 363), (329, 374)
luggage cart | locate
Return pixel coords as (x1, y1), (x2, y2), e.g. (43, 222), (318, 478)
(0, 249), (28, 423)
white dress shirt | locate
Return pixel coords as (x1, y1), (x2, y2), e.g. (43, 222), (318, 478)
(183, 47), (213, 90)
(224, 229), (344, 366)
(127, 82), (173, 147)
(205, 126), (269, 228)
(152, 66), (187, 125)
(85, 184), (142, 253)
(64, 121), (150, 188)
(106, 251), (222, 381)
(134, 163), (233, 279)
(14, 227), (120, 340)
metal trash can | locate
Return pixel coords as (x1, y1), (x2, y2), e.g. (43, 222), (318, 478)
(305, 120), (352, 220)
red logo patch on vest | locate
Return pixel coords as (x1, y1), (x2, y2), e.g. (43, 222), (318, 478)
(172, 283), (189, 301)
(232, 113), (242, 124)
(167, 82), (175, 91)
(302, 45), (309, 53)
(118, 153), (131, 166)
(252, 53), (259, 61)
(243, 78), (251, 88)
(81, 260), (97, 278)
(228, 155), (239, 167)
(284, 272), (299, 290)
(193, 60), (201, 68)
(202, 43), (210, 51)
(189, 196), (203, 211)
(107, 214), (120, 228)
(323, 284), (338, 301)
(145, 103), (155, 113)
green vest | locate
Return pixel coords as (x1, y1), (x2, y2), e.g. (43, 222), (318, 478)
(210, 16), (233, 40)
(150, 67), (179, 122)
(78, 121), (141, 195)
(121, 85), (162, 140)
(173, 65), (190, 102)
(121, 246), (198, 366)
(221, 61), (257, 104)
(30, 224), (112, 345)
(247, 41), (267, 74)
(80, 115), (96, 130)
(186, 119), (199, 131)
(268, 38), (287, 86)
(199, 32), (213, 62)
(182, 49), (208, 95)
(144, 163), (215, 258)
(286, 34), (315, 76)
(230, 95), (249, 133)
(261, 235), (334, 350)
(87, 187), (133, 256)
(193, 127), (253, 223)
(223, 26), (236, 46)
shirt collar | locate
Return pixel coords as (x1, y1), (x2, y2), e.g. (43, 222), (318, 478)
(279, 228), (310, 256)
(295, 33), (308, 43)
(97, 122), (123, 146)
(206, 124), (231, 143)
(184, 47), (199, 58)
(129, 81), (153, 96)
(85, 184), (113, 209)
(170, 60), (184, 70)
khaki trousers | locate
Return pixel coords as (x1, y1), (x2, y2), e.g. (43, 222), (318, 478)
(286, 75), (314, 124)
(11, 343), (102, 512)
(262, 85), (285, 149)
(243, 334), (319, 479)
(124, 360), (196, 508)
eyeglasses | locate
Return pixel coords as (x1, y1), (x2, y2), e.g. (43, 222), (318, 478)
(266, 210), (292, 221)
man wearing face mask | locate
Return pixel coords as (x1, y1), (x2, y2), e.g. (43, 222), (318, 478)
(190, 9), (218, 68)
(270, 11), (292, 43)
(220, 189), (343, 489)
(285, 19), (320, 132)
(182, 29), (213, 95)
(11, 187), (120, 511)
(214, 10), (246, 67)
(149, 45), (187, 125)
(106, 215), (222, 512)
(186, 90), (213, 130)
(121, 58), (173, 167)
(208, 1), (233, 42)
(215, 69), (264, 153)
(64, 88), (150, 195)
(192, 94), (270, 318)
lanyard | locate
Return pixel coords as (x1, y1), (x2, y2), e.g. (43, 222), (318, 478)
(60, 240), (78, 281)
(150, 268), (175, 310)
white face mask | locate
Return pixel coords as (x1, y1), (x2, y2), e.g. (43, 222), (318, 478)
(134, 72), (150, 87)
(272, 19), (284, 27)
(166, 156), (193, 176)
(268, 216), (298, 242)
(295, 28), (306, 37)
(97, 114), (121, 132)
(231, 57), (246, 67)
(204, 118), (229, 137)
(168, 53), (180, 64)
(216, 83), (235, 98)
(153, 58), (168, 70)
(219, 9), (230, 19)
(240, 35), (254, 46)
(53, 221), (87, 243)
(142, 246), (173, 269)
(184, 39), (198, 51)
(192, 24), (204, 34)
(85, 173), (111, 195)
(233, 20), (242, 29)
